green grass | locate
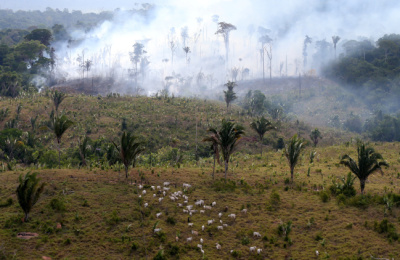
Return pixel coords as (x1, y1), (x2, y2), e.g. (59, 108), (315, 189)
(0, 141), (399, 259)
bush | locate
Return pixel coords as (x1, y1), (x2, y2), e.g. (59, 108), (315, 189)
(374, 219), (399, 241)
(347, 194), (373, 209)
(267, 190), (280, 211)
(131, 242), (139, 252)
(329, 172), (356, 197)
(241, 236), (250, 245)
(212, 179), (236, 192)
(320, 191), (330, 203)
(166, 216), (176, 225)
(0, 198), (13, 208)
(49, 198), (66, 212)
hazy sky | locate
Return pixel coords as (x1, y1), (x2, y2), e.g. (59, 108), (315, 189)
(0, 0), (156, 12)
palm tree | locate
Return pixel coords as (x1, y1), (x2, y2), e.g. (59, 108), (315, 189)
(203, 131), (220, 180)
(224, 81), (237, 112)
(332, 35), (341, 59)
(284, 134), (305, 183)
(250, 116), (274, 155)
(113, 131), (145, 179)
(309, 128), (322, 147)
(340, 142), (388, 195)
(78, 135), (91, 167)
(16, 172), (46, 222)
(53, 115), (74, 168)
(207, 120), (245, 179)
(52, 90), (66, 113)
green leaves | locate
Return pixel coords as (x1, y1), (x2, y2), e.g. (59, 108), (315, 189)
(16, 172), (46, 222)
(340, 142), (389, 194)
(113, 131), (145, 179)
(284, 134), (305, 183)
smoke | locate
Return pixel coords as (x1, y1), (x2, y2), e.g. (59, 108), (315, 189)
(51, 0), (400, 96)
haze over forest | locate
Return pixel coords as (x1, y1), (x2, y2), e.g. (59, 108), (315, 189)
(2, 0), (400, 96)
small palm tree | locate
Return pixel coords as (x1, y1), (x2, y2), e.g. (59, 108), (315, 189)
(113, 131), (145, 179)
(284, 134), (305, 183)
(250, 116), (274, 155)
(78, 135), (92, 167)
(309, 128), (322, 147)
(223, 81), (237, 112)
(53, 115), (74, 168)
(203, 131), (220, 180)
(16, 172), (46, 222)
(207, 119), (245, 179)
(340, 142), (388, 194)
(52, 90), (67, 113)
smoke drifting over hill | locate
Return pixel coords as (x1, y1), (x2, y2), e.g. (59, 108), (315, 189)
(49, 0), (400, 96)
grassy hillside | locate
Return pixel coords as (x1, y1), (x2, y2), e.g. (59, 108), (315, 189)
(0, 90), (355, 170)
(0, 142), (399, 259)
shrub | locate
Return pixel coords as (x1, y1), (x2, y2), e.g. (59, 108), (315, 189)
(166, 216), (176, 225)
(0, 198), (13, 208)
(267, 190), (280, 211)
(241, 236), (250, 245)
(320, 191), (330, 203)
(166, 243), (180, 256)
(49, 198), (66, 212)
(329, 172), (356, 197)
(153, 250), (166, 260)
(131, 242), (139, 252)
(374, 219), (399, 241)
(212, 179), (236, 192)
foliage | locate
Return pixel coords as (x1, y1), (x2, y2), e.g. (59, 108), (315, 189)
(206, 119), (244, 178)
(250, 116), (274, 155)
(284, 134), (305, 183)
(374, 219), (399, 241)
(113, 131), (145, 179)
(16, 172), (46, 222)
(309, 128), (322, 147)
(329, 172), (357, 197)
(223, 81), (237, 110)
(340, 142), (388, 194)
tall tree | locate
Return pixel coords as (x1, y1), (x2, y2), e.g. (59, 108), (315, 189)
(183, 46), (190, 64)
(24, 29), (52, 47)
(284, 134), (305, 183)
(223, 81), (237, 112)
(309, 128), (322, 147)
(113, 131), (145, 179)
(53, 114), (74, 168)
(207, 120), (245, 179)
(16, 172), (46, 222)
(259, 33), (273, 84)
(250, 116), (274, 155)
(332, 35), (341, 59)
(130, 42), (146, 93)
(340, 142), (388, 194)
(215, 22), (237, 64)
(303, 35), (312, 68)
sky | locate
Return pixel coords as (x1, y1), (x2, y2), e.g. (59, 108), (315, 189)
(0, 0), (156, 12)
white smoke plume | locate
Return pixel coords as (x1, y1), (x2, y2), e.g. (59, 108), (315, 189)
(49, 0), (400, 96)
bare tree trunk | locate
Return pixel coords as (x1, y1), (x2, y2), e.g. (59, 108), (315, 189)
(290, 167), (294, 183)
(225, 160), (228, 179)
(360, 179), (366, 195)
(213, 154), (216, 180)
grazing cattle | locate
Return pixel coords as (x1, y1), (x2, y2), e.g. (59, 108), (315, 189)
(250, 246), (256, 253)
(202, 225), (205, 231)
(241, 209), (247, 214)
(253, 232), (261, 238)
(186, 237), (192, 242)
(207, 219), (214, 225)
(217, 226), (223, 230)
(257, 248), (262, 254)
(228, 214), (236, 220)
(200, 210), (205, 214)
(212, 201), (216, 207)
(218, 212), (222, 218)
(216, 243), (221, 250)
(154, 228), (161, 233)
(188, 223), (194, 227)
(156, 213), (162, 218)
